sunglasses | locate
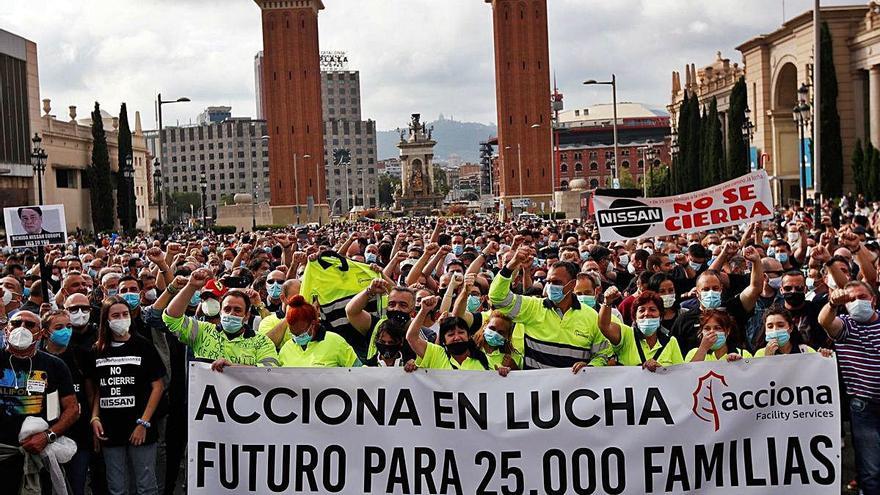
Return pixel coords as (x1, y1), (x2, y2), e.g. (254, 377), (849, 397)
(66, 306), (92, 313)
(10, 319), (39, 330)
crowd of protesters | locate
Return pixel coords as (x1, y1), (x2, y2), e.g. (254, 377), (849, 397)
(0, 194), (878, 494)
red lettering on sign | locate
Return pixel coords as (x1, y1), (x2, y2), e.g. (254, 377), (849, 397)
(710, 209), (729, 224)
(665, 217), (681, 231)
(750, 201), (771, 217)
(693, 211), (709, 228)
(695, 197), (713, 210)
(721, 188), (738, 204)
(729, 205), (747, 221)
(739, 184), (757, 201)
(672, 202), (693, 214)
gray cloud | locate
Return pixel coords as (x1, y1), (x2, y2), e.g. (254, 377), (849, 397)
(0, 0), (854, 131)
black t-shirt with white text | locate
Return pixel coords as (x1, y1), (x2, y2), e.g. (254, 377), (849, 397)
(0, 349), (74, 446)
(85, 336), (166, 446)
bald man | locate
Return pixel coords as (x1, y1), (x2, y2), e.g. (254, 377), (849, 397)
(64, 293), (98, 353)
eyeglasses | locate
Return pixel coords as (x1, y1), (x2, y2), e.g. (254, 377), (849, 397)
(10, 319), (38, 330)
(66, 306), (91, 313)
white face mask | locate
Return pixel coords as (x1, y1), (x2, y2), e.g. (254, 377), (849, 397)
(143, 288), (157, 302)
(69, 310), (90, 327)
(7, 327), (34, 351)
(200, 298), (221, 317)
(109, 318), (131, 336)
(1, 289), (12, 306)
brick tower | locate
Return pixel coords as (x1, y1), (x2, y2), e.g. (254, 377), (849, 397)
(485, 0), (553, 215)
(254, 0), (327, 224)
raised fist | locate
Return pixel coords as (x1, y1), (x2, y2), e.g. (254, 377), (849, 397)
(188, 268), (211, 289)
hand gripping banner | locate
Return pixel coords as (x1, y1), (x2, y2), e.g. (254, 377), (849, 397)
(188, 353), (840, 494)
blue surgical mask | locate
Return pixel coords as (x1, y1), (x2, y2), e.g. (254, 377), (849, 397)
(767, 247), (776, 257)
(710, 331), (727, 351)
(577, 294), (596, 308)
(365, 253), (377, 263)
(293, 331), (312, 346)
(267, 282), (283, 299)
(580, 251), (590, 261)
(637, 317), (661, 336)
(189, 291), (201, 307)
(121, 292), (140, 309)
(467, 295), (482, 312)
(700, 290), (722, 309)
(220, 314), (244, 333)
(762, 236), (772, 245)
(547, 283), (567, 304)
(688, 261), (702, 271)
(806, 277), (815, 291)
(49, 327), (73, 347)
(483, 328), (506, 347)
(106, 288), (118, 297)
(766, 329), (790, 346)
(22, 287), (30, 299)
(88, 268), (98, 279)
(452, 244), (464, 256)
(775, 252), (789, 264)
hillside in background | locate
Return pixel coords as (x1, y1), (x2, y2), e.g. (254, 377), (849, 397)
(377, 115), (497, 163)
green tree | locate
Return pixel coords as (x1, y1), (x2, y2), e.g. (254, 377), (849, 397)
(671, 93), (690, 195)
(165, 191), (201, 223)
(618, 167), (637, 189)
(679, 93), (703, 193)
(852, 139), (865, 197)
(819, 21), (844, 198)
(87, 102), (115, 232)
(727, 76), (749, 180)
(700, 97), (724, 188)
(378, 174), (400, 207)
(116, 102), (136, 231)
(433, 164), (449, 196)
(645, 164), (670, 197)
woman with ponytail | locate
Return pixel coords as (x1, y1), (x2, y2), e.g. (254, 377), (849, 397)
(276, 295), (361, 367)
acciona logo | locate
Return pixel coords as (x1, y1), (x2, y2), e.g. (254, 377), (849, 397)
(692, 371), (727, 431)
(691, 371), (834, 431)
(594, 198), (664, 238)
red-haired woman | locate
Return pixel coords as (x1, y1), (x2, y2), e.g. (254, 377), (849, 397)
(276, 295), (361, 367)
(685, 309), (752, 362)
(86, 296), (166, 494)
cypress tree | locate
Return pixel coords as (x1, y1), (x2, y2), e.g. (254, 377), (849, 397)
(687, 100), (704, 191)
(88, 102), (116, 232)
(116, 103), (136, 231)
(701, 97), (725, 187)
(851, 139), (864, 196)
(819, 21), (843, 198)
(727, 77), (748, 180)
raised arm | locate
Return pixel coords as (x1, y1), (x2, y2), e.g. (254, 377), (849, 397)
(439, 273), (463, 314)
(406, 243), (439, 286)
(345, 279), (390, 335)
(452, 273), (476, 328)
(146, 247), (173, 286)
(599, 287), (623, 345)
(738, 246), (763, 311)
(818, 289), (848, 339)
(709, 241), (738, 272)
(406, 295), (438, 358)
(165, 268), (209, 319)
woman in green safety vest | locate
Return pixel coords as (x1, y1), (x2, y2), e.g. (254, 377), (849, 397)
(473, 310), (522, 371)
(405, 295), (499, 373)
(584, 288), (683, 373)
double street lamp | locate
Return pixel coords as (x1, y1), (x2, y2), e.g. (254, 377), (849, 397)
(30, 133), (48, 205)
(742, 107), (757, 170)
(792, 83), (812, 207)
(584, 75), (620, 188)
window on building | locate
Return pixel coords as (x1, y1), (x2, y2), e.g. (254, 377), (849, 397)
(638, 160), (644, 169)
(55, 169), (76, 189)
(621, 160), (630, 169)
(590, 162), (598, 171)
(575, 162), (583, 172)
(560, 163), (568, 173)
(590, 179), (599, 189)
(560, 180), (569, 190)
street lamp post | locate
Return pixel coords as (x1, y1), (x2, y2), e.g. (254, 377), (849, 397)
(584, 74), (619, 188)
(153, 158), (163, 227)
(251, 135), (269, 230)
(156, 94), (190, 178)
(30, 133), (48, 205)
(199, 172), (208, 227)
(642, 141), (657, 197)
(792, 83), (812, 208)
(743, 107), (756, 171)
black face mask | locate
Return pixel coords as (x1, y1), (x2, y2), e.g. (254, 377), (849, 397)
(445, 341), (470, 356)
(783, 291), (806, 307)
(375, 342), (401, 359)
(386, 310), (411, 326)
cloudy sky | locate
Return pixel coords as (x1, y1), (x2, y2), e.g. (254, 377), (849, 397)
(1, 0), (856, 131)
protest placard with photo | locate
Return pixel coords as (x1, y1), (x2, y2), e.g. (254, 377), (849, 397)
(3, 204), (67, 248)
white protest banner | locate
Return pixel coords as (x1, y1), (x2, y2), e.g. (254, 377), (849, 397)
(593, 170), (773, 242)
(3, 204), (67, 248)
(188, 354), (840, 494)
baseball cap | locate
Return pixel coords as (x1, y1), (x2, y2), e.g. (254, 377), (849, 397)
(201, 279), (229, 299)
